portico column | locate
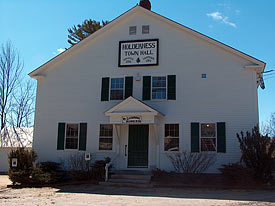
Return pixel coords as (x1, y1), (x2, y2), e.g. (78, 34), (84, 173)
(153, 124), (160, 169)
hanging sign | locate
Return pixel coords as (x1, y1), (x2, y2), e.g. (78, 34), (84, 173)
(119, 39), (159, 67)
(122, 116), (142, 123)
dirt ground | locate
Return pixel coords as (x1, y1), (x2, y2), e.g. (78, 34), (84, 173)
(1, 175), (275, 206)
(0, 175), (11, 190)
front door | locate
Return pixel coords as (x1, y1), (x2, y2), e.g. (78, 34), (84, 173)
(128, 125), (149, 168)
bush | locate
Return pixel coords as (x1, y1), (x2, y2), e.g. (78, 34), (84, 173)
(8, 148), (37, 184)
(8, 170), (31, 184)
(219, 163), (255, 185)
(31, 167), (65, 184)
(70, 170), (91, 181)
(92, 157), (111, 181)
(39, 162), (62, 172)
(32, 162), (66, 184)
(8, 148), (37, 171)
(237, 127), (275, 182)
(152, 169), (168, 177)
(8, 148), (66, 185)
(67, 153), (92, 171)
(167, 151), (216, 173)
(66, 153), (93, 181)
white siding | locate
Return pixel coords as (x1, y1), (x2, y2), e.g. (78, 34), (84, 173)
(32, 10), (259, 172)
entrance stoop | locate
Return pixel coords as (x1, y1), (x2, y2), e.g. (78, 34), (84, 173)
(99, 170), (152, 188)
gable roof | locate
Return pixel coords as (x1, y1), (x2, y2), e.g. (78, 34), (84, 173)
(105, 96), (164, 117)
(0, 127), (33, 148)
(29, 5), (266, 78)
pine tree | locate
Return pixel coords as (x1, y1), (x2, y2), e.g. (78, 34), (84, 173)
(67, 19), (108, 46)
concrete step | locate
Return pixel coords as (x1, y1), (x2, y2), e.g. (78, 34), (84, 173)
(108, 178), (150, 184)
(111, 174), (151, 181)
(99, 181), (153, 188)
(111, 170), (152, 175)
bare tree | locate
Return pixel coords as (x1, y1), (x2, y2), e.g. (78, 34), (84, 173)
(0, 41), (35, 148)
(0, 41), (23, 130)
(261, 113), (275, 138)
(9, 80), (35, 128)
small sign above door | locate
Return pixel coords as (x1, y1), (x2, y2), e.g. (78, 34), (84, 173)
(119, 39), (159, 67)
(122, 116), (142, 123)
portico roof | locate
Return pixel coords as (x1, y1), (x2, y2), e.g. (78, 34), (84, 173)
(105, 96), (164, 117)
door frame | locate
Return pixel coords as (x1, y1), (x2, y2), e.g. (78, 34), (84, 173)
(127, 124), (149, 168)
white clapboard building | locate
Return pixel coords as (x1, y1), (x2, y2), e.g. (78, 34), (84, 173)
(29, 2), (266, 173)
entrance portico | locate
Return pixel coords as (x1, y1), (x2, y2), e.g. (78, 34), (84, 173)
(105, 97), (164, 170)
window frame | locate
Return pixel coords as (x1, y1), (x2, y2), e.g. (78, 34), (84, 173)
(109, 77), (125, 101)
(99, 124), (113, 151)
(64, 123), (80, 150)
(200, 123), (217, 152)
(164, 123), (180, 152)
(142, 25), (150, 34)
(151, 76), (167, 101)
(129, 26), (137, 35)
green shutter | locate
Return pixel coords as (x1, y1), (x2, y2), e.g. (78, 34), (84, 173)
(101, 77), (110, 101)
(217, 122), (226, 153)
(191, 123), (200, 153)
(143, 76), (151, 100)
(167, 75), (176, 100)
(125, 76), (133, 99)
(57, 123), (65, 150)
(79, 123), (87, 151)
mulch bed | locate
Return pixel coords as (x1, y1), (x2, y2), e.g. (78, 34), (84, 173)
(151, 173), (275, 190)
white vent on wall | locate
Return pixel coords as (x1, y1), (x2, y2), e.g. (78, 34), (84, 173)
(129, 26), (137, 35)
(142, 25), (150, 34)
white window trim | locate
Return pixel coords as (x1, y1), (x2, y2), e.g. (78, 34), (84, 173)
(151, 75), (168, 101)
(164, 123), (180, 152)
(199, 123), (217, 153)
(109, 77), (125, 101)
(99, 124), (114, 151)
(64, 123), (80, 151)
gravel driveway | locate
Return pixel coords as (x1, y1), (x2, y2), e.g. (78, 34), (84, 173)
(0, 175), (275, 206)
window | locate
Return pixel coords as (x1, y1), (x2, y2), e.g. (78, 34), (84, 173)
(99, 124), (113, 150)
(110, 78), (124, 100)
(142, 25), (150, 34)
(129, 26), (137, 35)
(65, 124), (79, 149)
(152, 76), (166, 100)
(164, 124), (179, 151)
(201, 123), (216, 152)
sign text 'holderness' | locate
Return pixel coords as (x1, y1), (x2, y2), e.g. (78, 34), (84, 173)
(119, 39), (158, 67)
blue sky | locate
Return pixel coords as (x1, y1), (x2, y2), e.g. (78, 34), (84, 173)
(0, 0), (274, 123)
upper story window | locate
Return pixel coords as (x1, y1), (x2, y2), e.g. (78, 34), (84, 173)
(201, 123), (216, 152)
(152, 76), (167, 100)
(164, 124), (179, 151)
(65, 124), (79, 150)
(142, 25), (150, 34)
(142, 75), (176, 101)
(110, 78), (124, 100)
(129, 26), (137, 35)
(101, 77), (133, 102)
